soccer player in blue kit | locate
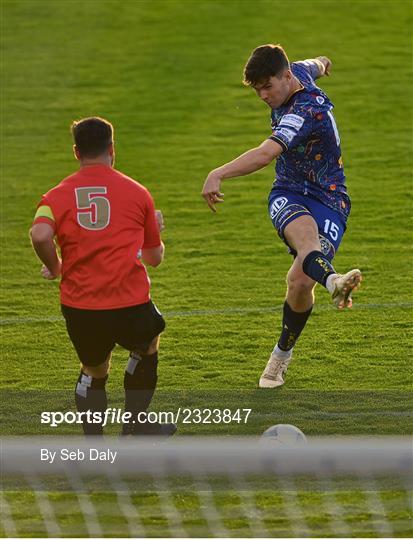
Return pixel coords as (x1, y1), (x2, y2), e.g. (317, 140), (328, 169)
(202, 44), (362, 388)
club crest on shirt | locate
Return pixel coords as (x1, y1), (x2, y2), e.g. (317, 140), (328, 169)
(319, 234), (335, 259)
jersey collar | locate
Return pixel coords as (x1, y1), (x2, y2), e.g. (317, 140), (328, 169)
(282, 81), (305, 106)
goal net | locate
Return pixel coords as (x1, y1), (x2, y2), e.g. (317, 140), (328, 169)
(1, 436), (412, 537)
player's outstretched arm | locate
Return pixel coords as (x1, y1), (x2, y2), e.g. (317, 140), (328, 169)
(30, 223), (62, 279)
(202, 139), (283, 212)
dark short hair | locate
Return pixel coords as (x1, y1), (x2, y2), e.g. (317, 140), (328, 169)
(243, 44), (290, 86)
(71, 117), (113, 158)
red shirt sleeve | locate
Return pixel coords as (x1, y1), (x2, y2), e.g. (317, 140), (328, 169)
(142, 193), (161, 249)
(32, 196), (57, 233)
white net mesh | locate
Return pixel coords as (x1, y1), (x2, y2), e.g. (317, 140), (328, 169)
(1, 437), (412, 537)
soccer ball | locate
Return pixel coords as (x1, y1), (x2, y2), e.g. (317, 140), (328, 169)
(260, 424), (307, 446)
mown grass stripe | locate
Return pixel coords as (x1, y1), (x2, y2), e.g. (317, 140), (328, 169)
(1, 302), (412, 326)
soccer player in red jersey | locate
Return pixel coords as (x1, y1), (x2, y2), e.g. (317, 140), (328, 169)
(31, 117), (176, 436)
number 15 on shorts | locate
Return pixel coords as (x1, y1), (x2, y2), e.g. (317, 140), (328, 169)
(324, 219), (339, 241)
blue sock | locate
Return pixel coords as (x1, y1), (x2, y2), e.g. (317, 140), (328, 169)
(302, 250), (335, 287)
(278, 301), (313, 351)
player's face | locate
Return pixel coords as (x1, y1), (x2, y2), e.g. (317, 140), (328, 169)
(253, 72), (291, 109)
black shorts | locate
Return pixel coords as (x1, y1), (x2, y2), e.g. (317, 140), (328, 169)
(61, 301), (166, 367)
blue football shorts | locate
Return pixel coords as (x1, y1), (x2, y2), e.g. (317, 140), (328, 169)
(268, 188), (347, 261)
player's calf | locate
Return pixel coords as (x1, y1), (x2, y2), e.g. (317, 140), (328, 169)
(123, 351), (158, 418)
(302, 250), (361, 308)
(122, 350), (176, 436)
(75, 371), (108, 435)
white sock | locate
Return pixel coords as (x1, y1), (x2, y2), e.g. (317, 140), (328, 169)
(273, 344), (292, 358)
(326, 273), (338, 294)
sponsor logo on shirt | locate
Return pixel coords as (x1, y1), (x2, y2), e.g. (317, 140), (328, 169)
(278, 114), (305, 130)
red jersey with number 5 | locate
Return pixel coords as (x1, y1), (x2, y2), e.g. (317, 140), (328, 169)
(33, 164), (161, 309)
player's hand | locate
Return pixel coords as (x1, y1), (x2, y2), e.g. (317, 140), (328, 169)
(319, 56), (332, 76)
(202, 172), (224, 212)
(41, 261), (61, 280)
(155, 210), (165, 232)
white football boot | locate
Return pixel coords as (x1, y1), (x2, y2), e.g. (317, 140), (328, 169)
(259, 348), (292, 388)
(329, 269), (362, 309)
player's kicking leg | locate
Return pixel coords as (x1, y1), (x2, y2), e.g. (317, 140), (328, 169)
(259, 214), (361, 388)
(328, 269), (362, 309)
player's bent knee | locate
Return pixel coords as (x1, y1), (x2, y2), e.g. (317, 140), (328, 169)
(133, 334), (160, 356)
(287, 265), (315, 289)
(287, 275), (316, 296)
(81, 361), (110, 379)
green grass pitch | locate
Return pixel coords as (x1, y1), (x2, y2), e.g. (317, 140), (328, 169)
(1, 0), (412, 537)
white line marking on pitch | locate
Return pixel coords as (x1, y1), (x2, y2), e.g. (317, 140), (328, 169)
(1, 302), (412, 326)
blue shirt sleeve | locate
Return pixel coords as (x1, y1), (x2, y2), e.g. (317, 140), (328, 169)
(293, 59), (322, 82)
(270, 106), (314, 151)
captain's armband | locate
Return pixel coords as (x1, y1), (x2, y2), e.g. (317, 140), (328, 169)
(33, 205), (56, 232)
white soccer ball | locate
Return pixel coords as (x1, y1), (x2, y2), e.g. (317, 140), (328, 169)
(260, 424), (307, 446)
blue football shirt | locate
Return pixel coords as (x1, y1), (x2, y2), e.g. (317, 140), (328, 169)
(269, 60), (350, 218)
